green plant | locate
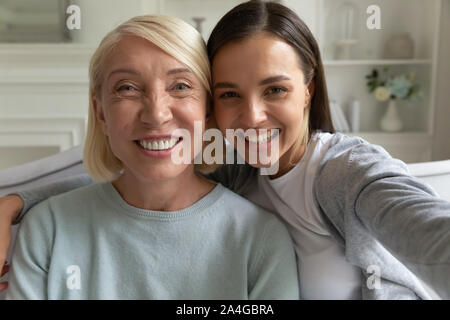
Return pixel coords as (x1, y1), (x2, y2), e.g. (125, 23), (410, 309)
(366, 67), (423, 102)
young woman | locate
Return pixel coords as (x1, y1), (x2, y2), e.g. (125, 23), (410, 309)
(1, 1), (450, 299)
(2, 14), (299, 299)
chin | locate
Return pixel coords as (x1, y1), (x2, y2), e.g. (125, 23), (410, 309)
(243, 156), (280, 169)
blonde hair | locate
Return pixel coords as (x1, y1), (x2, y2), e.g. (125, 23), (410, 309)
(83, 15), (212, 181)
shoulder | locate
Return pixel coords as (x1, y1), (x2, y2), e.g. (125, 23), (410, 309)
(313, 132), (412, 211)
(22, 183), (102, 229)
(319, 132), (388, 162)
(205, 163), (258, 195)
(217, 185), (291, 238)
(218, 186), (294, 252)
(45, 182), (102, 211)
(316, 132), (409, 184)
(219, 185), (273, 218)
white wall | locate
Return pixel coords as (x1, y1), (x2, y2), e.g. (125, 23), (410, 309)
(0, 0), (159, 170)
(0, 0), (449, 170)
(432, 0), (450, 160)
(69, 0), (157, 45)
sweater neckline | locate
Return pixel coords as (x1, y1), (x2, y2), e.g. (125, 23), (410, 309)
(98, 182), (224, 221)
(263, 132), (319, 187)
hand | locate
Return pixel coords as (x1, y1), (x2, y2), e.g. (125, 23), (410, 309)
(0, 263), (9, 291)
(0, 195), (24, 291)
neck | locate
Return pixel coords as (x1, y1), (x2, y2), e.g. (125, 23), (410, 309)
(112, 166), (215, 211)
(269, 142), (307, 179)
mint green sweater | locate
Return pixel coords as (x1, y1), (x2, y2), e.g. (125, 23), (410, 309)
(6, 183), (299, 300)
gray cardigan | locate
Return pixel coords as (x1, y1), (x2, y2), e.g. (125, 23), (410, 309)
(12, 133), (450, 299)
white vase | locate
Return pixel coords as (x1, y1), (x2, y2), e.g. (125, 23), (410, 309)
(348, 99), (360, 132)
(380, 100), (403, 132)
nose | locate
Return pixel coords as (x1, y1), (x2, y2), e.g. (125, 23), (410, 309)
(240, 98), (268, 128)
(139, 92), (173, 126)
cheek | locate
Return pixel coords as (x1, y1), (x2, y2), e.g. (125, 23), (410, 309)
(287, 90), (307, 118)
(104, 104), (138, 136)
(213, 104), (234, 132)
(179, 96), (208, 122)
(273, 98), (306, 137)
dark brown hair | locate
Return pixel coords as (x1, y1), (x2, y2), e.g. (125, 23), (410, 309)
(207, 0), (334, 135)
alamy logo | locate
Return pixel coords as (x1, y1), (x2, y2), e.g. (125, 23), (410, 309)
(170, 121), (280, 176)
(66, 265), (81, 290)
(367, 5), (381, 30)
(66, 5), (81, 30)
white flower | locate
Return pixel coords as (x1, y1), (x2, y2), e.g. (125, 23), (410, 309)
(374, 86), (391, 102)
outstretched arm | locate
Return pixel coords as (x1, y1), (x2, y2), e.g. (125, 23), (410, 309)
(316, 134), (450, 299)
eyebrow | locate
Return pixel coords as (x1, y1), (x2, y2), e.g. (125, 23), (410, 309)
(107, 68), (141, 80)
(107, 67), (192, 80)
(213, 75), (291, 90)
(213, 82), (238, 89)
(166, 68), (192, 75)
(259, 75), (291, 85)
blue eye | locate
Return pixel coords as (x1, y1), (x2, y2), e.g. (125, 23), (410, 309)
(220, 91), (239, 99)
(118, 85), (136, 92)
(174, 83), (190, 90)
(116, 84), (140, 97)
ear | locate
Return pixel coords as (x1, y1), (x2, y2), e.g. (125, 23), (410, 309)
(93, 95), (108, 135)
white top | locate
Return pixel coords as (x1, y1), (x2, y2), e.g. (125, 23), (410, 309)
(245, 132), (362, 300)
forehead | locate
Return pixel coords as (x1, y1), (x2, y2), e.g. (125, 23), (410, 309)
(212, 33), (301, 79)
(105, 35), (187, 71)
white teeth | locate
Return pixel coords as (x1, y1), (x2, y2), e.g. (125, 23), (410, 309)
(246, 130), (279, 144)
(139, 138), (179, 151)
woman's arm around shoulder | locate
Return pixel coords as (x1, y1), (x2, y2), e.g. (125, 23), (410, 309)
(6, 200), (55, 299)
(12, 173), (94, 225)
(0, 174), (93, 292)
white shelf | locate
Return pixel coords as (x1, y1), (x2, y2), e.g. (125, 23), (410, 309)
(323, 59), (432, 66)
(317, 0), (442, 162)
(0, 43), (94, 68)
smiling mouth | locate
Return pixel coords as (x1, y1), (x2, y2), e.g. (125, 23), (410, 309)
(240, 129), (281, 144)
(135, 137), (183, 151)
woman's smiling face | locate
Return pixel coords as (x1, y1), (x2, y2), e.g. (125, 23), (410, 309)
(94, 35), (207, 183)
(212, 32), (310, 177)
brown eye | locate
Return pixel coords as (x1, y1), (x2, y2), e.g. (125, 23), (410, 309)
(266, 87), (287, 95)
(219, 91), (239, 99)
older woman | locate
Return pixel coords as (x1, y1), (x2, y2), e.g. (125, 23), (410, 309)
(4, 15), (298, 300)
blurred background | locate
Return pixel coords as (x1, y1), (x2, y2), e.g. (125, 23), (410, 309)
(0, 0), (449, 169)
